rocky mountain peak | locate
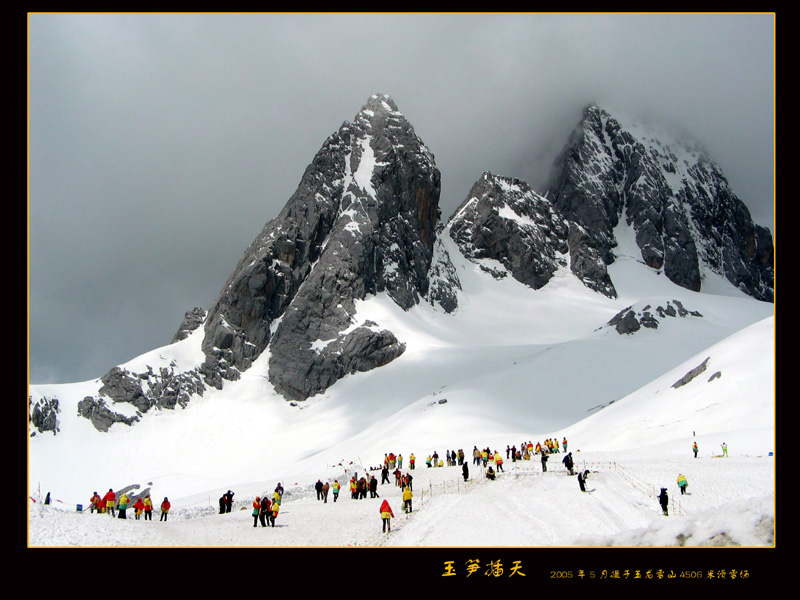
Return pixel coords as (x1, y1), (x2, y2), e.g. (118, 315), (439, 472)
(196, 94), (447, 401)
(547, 103), (773, 300)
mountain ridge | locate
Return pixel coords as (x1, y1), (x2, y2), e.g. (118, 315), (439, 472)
(28, 94), (773, 436)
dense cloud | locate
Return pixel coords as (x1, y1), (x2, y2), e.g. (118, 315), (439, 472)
(28, 13), (774, 383)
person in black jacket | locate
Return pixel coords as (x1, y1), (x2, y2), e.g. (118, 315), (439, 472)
(577, 470), (589, 492)
(462, 462), (469, 481)
(562, 452), (574, 476)
(219, 493), (227, 514)
(369, 476), (379, 498)
(225, 490), (234, 513)
(541, 453), (549, 472)
(658, 488), (669, 516)
(315, 479), (324, 500)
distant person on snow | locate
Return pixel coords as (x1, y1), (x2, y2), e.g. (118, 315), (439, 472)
(315, 479), (324, 500)
(225, 490), (234, 512)
(693, 442), (699, 458)
(721, 442), (728, 457)
(103, 489), (116, 517)
(369, 476), (379, 498)
(677, 474), (689, 495)
(260, 496), (271, 527)
(562, 452), (574, 476)
(462, 462), (469, 482)
(577, 470), (589, 492)
(658, 488), (669, 515)
(486, 466), (496, 480)
(160, 497), (171, 521)
(541, 453), (549, 472)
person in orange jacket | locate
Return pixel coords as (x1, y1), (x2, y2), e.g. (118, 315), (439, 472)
(133, 496), (145, 520)
(380, 499), (394, 533)
(160, 497), (171, 521)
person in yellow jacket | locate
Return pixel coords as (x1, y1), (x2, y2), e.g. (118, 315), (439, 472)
(143, 495), (153, 521)
(677, 474), (689, 495)
(402, 486), (413, 514)
(118, 493), (129, 519)
(409, 453), (416, 470)
(494, 451), (504, 472)
(268, 499), (279, 527)
(332, 480), (340, 502)
(252, 497), (262, 527)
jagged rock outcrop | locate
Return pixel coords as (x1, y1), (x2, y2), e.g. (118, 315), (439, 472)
(171, 307), (207, 342)
(604, 299), (703, 335)
(448, 172), (615, 297)
(29, 396), (59, 436)
(547, 105), (773, 301)
(202, 94), (453, 401)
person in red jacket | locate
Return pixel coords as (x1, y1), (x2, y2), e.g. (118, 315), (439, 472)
(89, 492), (101, 514)
(380, 499), (394, 533)
(160, 497), (171, 521)
(133, 496), (145, 520)
(102, 489), (116, 517)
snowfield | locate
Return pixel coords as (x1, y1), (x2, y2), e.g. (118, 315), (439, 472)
(29, 221), (775, 575)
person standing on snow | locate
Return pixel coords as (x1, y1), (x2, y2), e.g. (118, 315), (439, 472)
(369, 476), (379, 498)
(380, 499), (394, 533)
(133, 496), (145, 520)
(462, 462), (469, 482)
(117, 492), (129, 519)
(403, 486), (413, 513)
(332, 480), (340, 502)
(160, 497), (171, 521)
(562, 452), (574, 476)
(260, 496), (271, 527)
(103, 489), (116, 517)
(225, 490), (234, 513)
(721, 442), (728, 457)
(692, 442), (699, 458)
(268, 499), (279, 527)
(541, 453), (549, 472)
(677, 474), (689, 495)
(252, 497), (262, 527)
(658, 488), (669, 515)
(315, 479), (324, 500)
(144, 495), (153, 520)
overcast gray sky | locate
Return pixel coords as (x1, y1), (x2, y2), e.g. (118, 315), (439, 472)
(28, 13), (775, 384)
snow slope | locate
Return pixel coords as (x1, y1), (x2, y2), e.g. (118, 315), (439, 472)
(28, 221), (775, 556)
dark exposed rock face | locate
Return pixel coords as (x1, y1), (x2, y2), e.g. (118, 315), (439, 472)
(171, 307), (207, 343)
(448, 172), (616, 297)
(202, 94), (450, 401)
(604, 299), (703, 335)
(547, 105), (773, 301)
(29, 396), (60, 436)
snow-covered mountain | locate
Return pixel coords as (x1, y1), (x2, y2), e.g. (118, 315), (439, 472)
(28, 95), (774, 548)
